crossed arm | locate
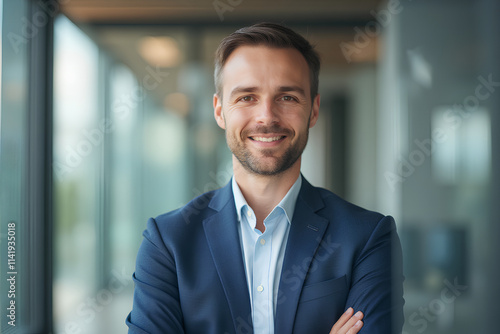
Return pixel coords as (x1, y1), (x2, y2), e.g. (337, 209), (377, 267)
(127, 215), (403, 333)
(321, 214), (404, 334)
(329, 308), (364, 334)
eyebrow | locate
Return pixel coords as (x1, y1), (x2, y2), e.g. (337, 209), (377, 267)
(229, 86), (259, 99)
(278, 86), (306, 96)
(229, 85), (306, 99)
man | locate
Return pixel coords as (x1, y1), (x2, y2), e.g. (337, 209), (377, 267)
(127, 22), (404, 334)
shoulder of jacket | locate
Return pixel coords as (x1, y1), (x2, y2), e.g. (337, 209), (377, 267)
(312, 186), (386, 223)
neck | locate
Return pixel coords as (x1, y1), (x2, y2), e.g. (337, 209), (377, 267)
(233, 156), (301, 231)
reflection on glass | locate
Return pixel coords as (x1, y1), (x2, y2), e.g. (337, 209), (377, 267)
(53, 15), (99, 332)
(432, 107), (491, 185)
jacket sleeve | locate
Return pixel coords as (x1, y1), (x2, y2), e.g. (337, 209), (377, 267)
(126, 217), (185, 334)
(345, 215), (405, 334)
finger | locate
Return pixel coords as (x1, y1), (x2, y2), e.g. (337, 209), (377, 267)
(329, 308), (354, 334)
(340, 311), (364, 333)
(346, 319), (364, 334)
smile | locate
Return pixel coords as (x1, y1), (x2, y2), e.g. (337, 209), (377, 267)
(250, 136), (285, 142)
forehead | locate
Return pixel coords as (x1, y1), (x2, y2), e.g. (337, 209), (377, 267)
(221, 45), (310, 94)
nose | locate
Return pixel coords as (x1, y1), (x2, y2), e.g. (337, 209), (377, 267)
(255, 99), (279, 125)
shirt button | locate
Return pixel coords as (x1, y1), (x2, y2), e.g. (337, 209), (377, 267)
(247, 211), (252, 217)
(260, 239), (266, 245)
(257, 285), (264, 292)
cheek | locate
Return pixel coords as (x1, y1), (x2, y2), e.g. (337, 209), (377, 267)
(289, 114), (310, 132)
(224, 110), (251, 133)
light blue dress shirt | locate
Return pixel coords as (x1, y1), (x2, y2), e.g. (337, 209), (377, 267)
(232, 176), (302, 334)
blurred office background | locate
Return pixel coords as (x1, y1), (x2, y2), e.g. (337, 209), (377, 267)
(1, 0), (499, 333)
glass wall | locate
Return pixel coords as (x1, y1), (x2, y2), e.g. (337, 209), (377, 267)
(53, 15), (101, 333)
(52, 15), (231, 333)
(378, 1), (500, 333)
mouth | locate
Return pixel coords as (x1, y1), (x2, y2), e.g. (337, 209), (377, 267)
(249, 136), (286, 143)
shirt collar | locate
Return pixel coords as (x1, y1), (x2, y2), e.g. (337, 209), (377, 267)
(232, 175), (302, 225)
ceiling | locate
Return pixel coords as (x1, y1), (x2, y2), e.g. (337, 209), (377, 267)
(60, 0), (383, 25)
(59, 0), (383, 112)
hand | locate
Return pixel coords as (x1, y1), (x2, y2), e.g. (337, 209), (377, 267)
(329, 307), (364, 334)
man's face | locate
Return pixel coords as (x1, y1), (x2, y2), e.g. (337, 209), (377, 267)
(213, 45), (320, 176)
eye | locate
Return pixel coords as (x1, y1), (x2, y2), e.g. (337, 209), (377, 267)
(280, 95), (297, 102)
(239, 96), (255, 102)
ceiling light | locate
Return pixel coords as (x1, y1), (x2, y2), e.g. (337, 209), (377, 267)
(139, 36), (181, 68)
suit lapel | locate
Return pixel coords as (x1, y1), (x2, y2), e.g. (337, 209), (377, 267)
(203, 182), (253, 333)
(275, 177), (329, 334)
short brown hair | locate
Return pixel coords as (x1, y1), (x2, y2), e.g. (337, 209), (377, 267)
(214, 22), (320, 101)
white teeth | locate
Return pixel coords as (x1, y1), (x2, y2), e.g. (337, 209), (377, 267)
(253, 136), (283, 142)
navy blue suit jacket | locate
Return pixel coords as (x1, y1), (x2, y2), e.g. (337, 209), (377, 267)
(126, 177), (404, 333)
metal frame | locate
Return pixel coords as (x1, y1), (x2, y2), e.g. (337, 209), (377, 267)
(26, 0), (54, 332)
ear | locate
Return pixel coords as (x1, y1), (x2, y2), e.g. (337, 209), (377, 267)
(308, 94), (320, 128)
(213, 94), (226, 129)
